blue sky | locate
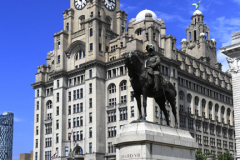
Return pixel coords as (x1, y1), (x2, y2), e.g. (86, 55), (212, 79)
(0, 0), (240, 159)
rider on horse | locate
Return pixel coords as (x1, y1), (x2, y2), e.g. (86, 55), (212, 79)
(145, 44), (161, 92)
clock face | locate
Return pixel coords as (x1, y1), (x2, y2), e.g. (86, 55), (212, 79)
(74, 0), (87, 10)
(104, 0), (116, 11)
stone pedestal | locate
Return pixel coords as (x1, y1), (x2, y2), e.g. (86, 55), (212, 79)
(114, 122), (198, 160)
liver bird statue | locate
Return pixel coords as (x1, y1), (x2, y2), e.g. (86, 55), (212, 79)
(192, 1), (201, 10)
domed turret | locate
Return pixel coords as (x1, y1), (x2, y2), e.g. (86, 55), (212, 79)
(135, 9), (158, 23)
(193, 10), (202, 16)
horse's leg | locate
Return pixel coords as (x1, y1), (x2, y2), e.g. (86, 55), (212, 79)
(135, 94), (142, 120)
(142, 88), (147, 120)
(155, 97), (170, 126)
(167, 91), (178, 127)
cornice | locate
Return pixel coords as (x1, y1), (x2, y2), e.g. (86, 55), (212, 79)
(178, 69), (232, 96)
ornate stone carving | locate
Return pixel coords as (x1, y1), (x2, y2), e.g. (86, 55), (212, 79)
(188, 42), (196, 50)
(226, 57), (240, 74)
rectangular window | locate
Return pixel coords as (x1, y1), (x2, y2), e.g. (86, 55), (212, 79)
(80, 131), (83, 140)
(68, 106), (71, 115)
(56, 134), (59, 143)
(217, 139), (222, 148)
(68, 92), (71, 101)
(89, 70), (92, 78)
(196, 134), (201, 144)
(80, 89), (83, 98)
(80, 103), (83, 112)
(180, 116), (186, 127)
(89, 98), (92, 108)
(155, 107), (158, 118)
(65, 147), (69, 156)
(203, 123), (208, 133)
(108, 127), (117, 137)
(90, 28), (93, 36)
(99, 43), (102, 51)
(35, 139), (38, 148)
(57, 93), (59, 102)
(35, 152), (38, 160)
(56, 120), (59, 129)
(90, 43), (93, 51)
(56, 107), (59, 116)
(89, 143), (92, 153)
(36, 101), (39, 110)
(120, 109), (127, 120)
(173, 69), (176, 78)
(108, 111), (116, 122)
(131, 107), (134, 117)
(36, 114), (39, 123)
(210, 138), (215, 147)
(58, 42), (61, 49)
(99, 28), (101, 37)
(203, 136), (208, 146)
(80, 116), (83, 126)
(210, 125), (214, 135)
(73, 90), (76, 100)
(196, 121), (201, 131)
(68, 119), (71, 128)
(58, 55), (60, 63)
(66, 23), (69, 31)
(37, 90), (39, 97)
(36, 126), (38, 135)
(89, 113), (92, 123)
(131, 91), (134, 101)
(89, 127), (92, 138)
(57, 80), (59, 88)
(188, 118), (194, 129)
(89, 83), (92, 93)
(120, 95), (127, 103)
(77, 90), (80, 99)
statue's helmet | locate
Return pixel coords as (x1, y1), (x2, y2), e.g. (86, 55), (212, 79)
(146, 44), (155, 52)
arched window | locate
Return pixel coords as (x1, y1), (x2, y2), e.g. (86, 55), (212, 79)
(221, 106), (225, 114)
(179, 91), (184, 101)
(120, 80), (127, 91)
(135, 28), (142, 36)
(74, 146), (83, 155)
(208, 101), (212, 110)
(215, 104), (219, 112)
(227, 108), (231, 116)
(108, 84), (116, 94)
(46, 101), (52, 109)
(195, 96), (199, 106)
(202, 99), (206, 108)
(187, 94), (192, 103)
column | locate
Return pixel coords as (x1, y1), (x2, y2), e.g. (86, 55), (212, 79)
(227, 58), (240, 159)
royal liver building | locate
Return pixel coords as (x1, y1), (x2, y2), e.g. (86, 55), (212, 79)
(31, 0), (236, 159)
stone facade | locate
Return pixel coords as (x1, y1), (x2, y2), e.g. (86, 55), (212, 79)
(20, 151), (33, 160)
(31, 0), (236, 159)
(221, 31), (240, 159)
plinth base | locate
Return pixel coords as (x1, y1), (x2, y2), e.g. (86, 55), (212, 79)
(114, 122), (198, 160)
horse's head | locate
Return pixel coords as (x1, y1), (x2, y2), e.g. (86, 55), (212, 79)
(123, 52), (143, 78)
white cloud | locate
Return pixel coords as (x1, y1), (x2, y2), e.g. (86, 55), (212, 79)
(210, 17), (240, 72)
(120, 3), (138, 13)
(233, 0), (240, 4)
(14, 117), (23, 122)
(155, 11), (188, 24)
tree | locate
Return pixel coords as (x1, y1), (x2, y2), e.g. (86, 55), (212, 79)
(217, 151), (233, 160)
(195, 149), (211, 160)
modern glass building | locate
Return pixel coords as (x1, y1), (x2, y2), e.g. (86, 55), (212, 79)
(0, 111), (14, 160)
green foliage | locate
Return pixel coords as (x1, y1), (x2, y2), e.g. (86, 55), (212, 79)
(195, 149), (211, 160)
(217, 151), (233, 160)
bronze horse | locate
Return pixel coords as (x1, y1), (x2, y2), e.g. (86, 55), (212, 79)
(124, 52), (178, 126)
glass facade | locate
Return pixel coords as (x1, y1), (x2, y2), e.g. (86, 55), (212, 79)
(0, 112), (14, 160)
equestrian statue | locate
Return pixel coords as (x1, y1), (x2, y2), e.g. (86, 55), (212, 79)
(124, 44), (178, 126)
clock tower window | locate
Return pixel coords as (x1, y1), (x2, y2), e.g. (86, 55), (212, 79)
(90, 28), (93, 37)
(90, 43), (93, 51)
(66, 23), (69, 32)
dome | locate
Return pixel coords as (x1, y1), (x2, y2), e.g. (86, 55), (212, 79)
(193, 10), (202, 16)
(211, 39), (216, 42)
(181, 38), (187, 42)
(135, 9), (158, 23)
(199, 33), (205, 36)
